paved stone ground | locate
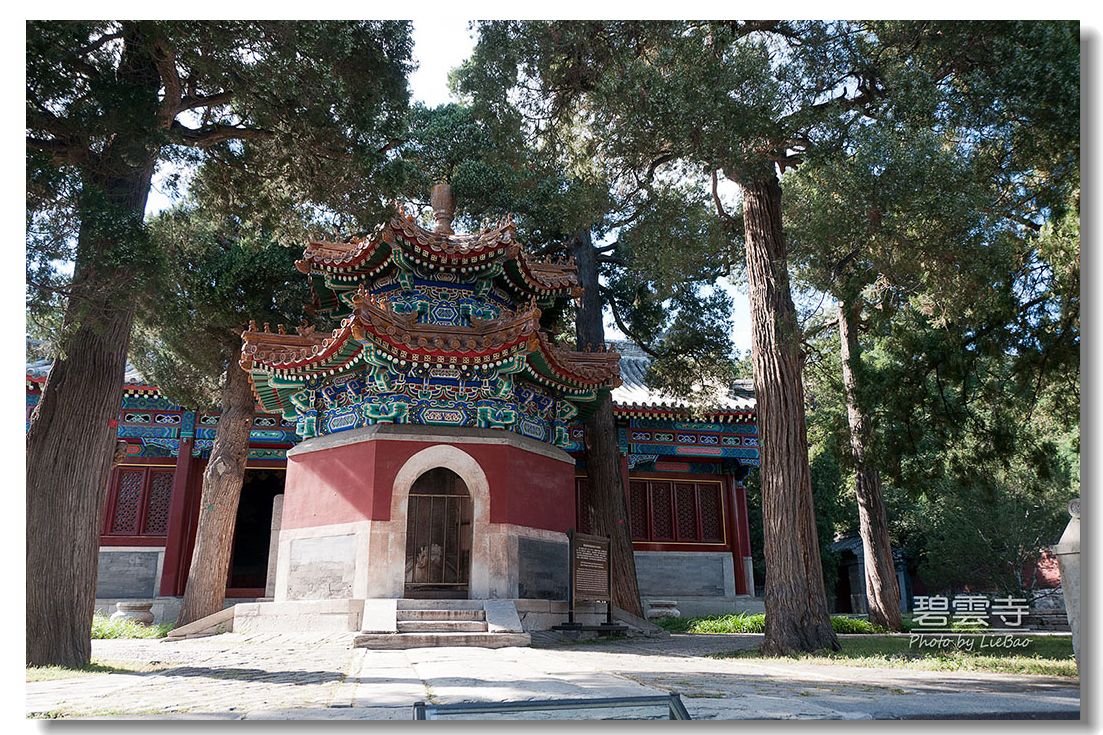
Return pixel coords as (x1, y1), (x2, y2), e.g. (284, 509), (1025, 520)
(25, 633), (1080, 720)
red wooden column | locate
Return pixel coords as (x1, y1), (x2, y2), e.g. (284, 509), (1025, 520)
(724, 473), (748, 595)
(619, 452), (635, 539)
(735, 479), (754, 596)
(159, 420), (197, 596)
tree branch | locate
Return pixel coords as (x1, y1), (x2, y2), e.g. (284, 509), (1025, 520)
(63, 29), (122, 78)
(605, 207), (643, 229)
(168, 120), (272, 148)
(831, 247), (862, 281)
(178, 90), (235, 112)
(1007, 212), (1043, 232)
(151, 39), (183, 127)
(599, 285), (664, 359)
(780, 77), (885, 130)
(73, 30), (123, 60)
(643, 150), (676, 183)
(377, 137), (406, 155)
(711, 169), (735, 223)
(26, 136), (85, 165)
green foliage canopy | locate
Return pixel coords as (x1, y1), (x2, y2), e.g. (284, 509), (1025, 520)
(27, 20), (413, 343)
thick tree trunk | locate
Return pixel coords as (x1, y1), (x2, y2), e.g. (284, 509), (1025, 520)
(177, 355), (256, 626)
(26, 24), (166, 667)
(571, 229), (644, 618)
(26, 171), (154, 667)
(737, 172), (839, 655)
(837, 296), (903, 631)
(26, 302), (139, 667)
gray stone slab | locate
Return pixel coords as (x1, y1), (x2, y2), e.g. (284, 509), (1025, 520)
(96, 549), (161, 598)
(264, 494), (284, 597)
(353, 632), (531, 649)
(517, 536), (568, 600)
(361, 598), (398, 633)
(634, 551), (727, 597)
(484, 600), (524, 633)
(287, 534), (355, 600)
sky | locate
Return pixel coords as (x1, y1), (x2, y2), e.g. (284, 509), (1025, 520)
(409, 20), (478, 107)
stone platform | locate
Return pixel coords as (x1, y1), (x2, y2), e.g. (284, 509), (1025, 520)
(355, 599), (530, 649)
(171, 598), (625, 645)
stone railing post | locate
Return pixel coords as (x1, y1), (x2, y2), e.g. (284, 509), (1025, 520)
(1052, 498), (1080, 668)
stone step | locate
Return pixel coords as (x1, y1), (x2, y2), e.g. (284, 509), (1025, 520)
(397, 598), (485, 611)
(353, 631), (531, 650)
(397, 609), (486, 622)
(1024, 613), (1070, 631)
(397, 620), (488, 633)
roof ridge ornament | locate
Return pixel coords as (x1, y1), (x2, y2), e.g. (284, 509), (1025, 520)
(430, 182), (455, 236)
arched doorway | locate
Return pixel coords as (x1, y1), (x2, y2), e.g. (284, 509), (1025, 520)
(404, 467), (472, 598)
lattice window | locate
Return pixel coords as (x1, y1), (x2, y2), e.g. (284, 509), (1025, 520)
(650, 482), (674, 540)
(104, 466), (175, 539)
(142, 471), (174, 535)
(624, 478), (726, 544)
(675, 483), (698, 540)
(629, 481), (649, 540)
(110, 470), (144, 535)
(575, 475), (727, 545)
(699, 485), (724, 542)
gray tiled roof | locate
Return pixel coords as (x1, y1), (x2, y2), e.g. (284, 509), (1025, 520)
(831, 534), (906, 563)
(610, 341), (755, 413)
(26, 339), (149, 385)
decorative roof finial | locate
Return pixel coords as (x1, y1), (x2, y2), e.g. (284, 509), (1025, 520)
(430, 182), (455, 236)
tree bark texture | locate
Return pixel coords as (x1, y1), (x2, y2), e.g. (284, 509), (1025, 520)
(25, 297), (140, 667)
(571, 230), (644, 618)
(25, 172), (155, 667)
(737, 172), (839, 654)
(177, 357), (257, 626)
(837, 297), (903, 631)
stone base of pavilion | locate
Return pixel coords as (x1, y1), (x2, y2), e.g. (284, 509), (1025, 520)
(167, 596), (646, 648)
(246, 598), (616, 632)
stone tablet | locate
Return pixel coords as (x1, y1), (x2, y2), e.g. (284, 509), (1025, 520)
(571, 532), (610, 603)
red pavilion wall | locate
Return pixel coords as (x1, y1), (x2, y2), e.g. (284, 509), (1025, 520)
(280, 435), (574, 532)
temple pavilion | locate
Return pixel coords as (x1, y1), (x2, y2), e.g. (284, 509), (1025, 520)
(26, 186), (762, 636)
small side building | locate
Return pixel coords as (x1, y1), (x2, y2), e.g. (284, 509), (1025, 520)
(829, 535), (912, 615)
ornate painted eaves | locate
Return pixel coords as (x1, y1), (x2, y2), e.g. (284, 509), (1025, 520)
(296, 214), (581, 314)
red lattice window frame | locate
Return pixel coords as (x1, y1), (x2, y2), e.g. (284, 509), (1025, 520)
(625, 477), (727, 546)
(101, 465), (175, 545)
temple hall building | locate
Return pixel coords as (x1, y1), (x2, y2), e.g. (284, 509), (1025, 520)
(26, 188), (761, 640)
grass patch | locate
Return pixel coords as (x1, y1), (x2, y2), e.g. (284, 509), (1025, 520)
(91, 614), (174, 639)
(711, 634), (1077, 677)
(27, 659), (172, 682)
(656, 613), (885, 635)
(831, 616), (886, 634)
